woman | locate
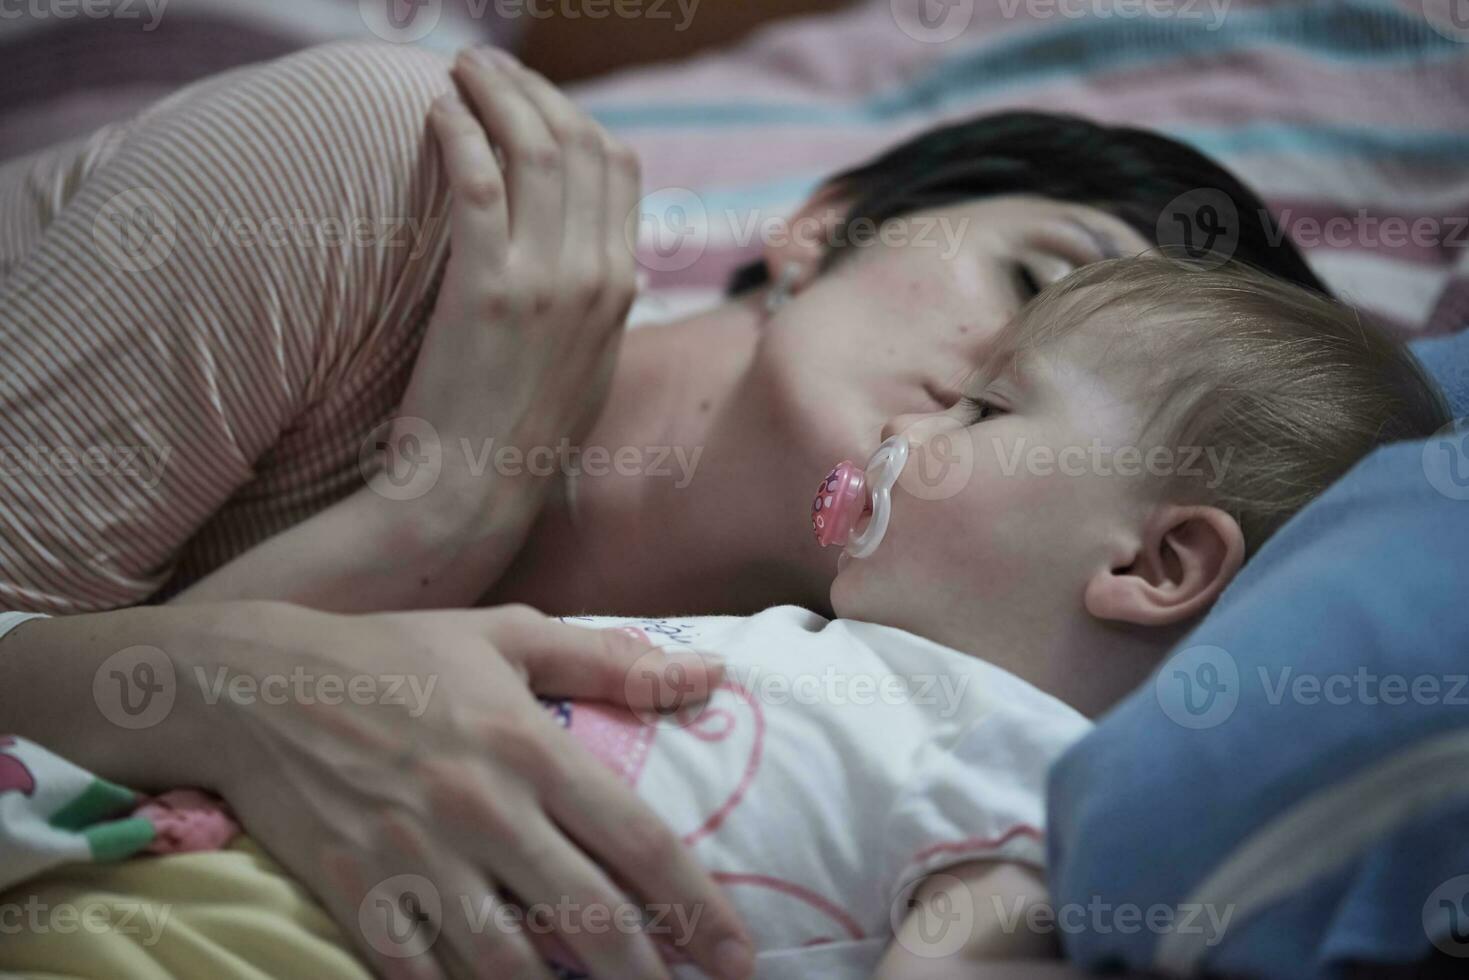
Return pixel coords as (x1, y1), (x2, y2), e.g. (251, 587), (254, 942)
(0, 40), (1324, 979)
(0, 42), (1324, 618)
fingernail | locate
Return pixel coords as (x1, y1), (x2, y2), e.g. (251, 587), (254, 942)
(381, 957), (426, 980)
(617, 626), (650, 644)
(472, 46), (507, 67)
(714, 937), (753, 980)
(665, 649), (724, 670)
(386, 964), (414, 980)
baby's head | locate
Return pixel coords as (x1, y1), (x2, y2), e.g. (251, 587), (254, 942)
(828, 257), (1450, 716)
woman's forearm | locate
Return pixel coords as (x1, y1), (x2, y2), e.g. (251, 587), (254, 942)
(169, 475), (546, 611)
(0, 604), (258, 791)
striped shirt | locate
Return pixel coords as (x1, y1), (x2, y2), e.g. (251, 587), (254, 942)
(0, 41), (457, 613)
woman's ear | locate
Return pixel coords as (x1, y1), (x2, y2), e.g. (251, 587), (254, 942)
(1084, 505), (1245, 628)
(761, 183), (851, 296)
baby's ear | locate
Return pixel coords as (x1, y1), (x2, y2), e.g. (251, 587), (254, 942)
(1084, 504), (1245, 627)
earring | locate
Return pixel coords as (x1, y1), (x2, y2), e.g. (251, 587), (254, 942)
(764, 261), (802, 314)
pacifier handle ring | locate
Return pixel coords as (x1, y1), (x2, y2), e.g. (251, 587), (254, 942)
(846, 436), (909, 559)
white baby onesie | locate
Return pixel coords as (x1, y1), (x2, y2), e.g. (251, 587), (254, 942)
(550, 606), (1093, 979)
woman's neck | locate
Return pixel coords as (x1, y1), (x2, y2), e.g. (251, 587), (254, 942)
(483, 294), (836, 616)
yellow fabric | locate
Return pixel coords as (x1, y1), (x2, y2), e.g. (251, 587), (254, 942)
(0, 837), (368, 980)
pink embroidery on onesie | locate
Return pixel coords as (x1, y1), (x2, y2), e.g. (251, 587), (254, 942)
(0, 736), (35, 797)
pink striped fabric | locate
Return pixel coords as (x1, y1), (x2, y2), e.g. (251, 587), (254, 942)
(0, 42), (456, 612)
(568, 0), (1469, 335)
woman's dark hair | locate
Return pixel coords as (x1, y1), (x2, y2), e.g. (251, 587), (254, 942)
(727, 111), (1328, 296)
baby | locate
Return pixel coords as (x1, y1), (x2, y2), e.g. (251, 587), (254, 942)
(543, 256), (1451, 978)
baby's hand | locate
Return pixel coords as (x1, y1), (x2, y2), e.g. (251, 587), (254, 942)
(874, 860), (1059, 979)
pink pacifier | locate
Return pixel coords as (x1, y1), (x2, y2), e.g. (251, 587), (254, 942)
(810, 435), (909, 559)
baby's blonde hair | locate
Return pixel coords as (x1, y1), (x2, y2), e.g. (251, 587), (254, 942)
(987, 256), (1452, 553)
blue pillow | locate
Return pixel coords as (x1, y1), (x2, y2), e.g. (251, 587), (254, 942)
(1411, 329), (1469, 419)
(1046, 426), (1469, 979)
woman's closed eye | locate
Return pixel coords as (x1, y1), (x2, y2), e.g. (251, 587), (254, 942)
(1013, 262), (1042, 301)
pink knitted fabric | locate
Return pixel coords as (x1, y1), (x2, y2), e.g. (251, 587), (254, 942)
(136, 789), (241, 854)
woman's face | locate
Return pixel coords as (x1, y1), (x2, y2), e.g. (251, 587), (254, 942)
(751, 193), (1152, 511)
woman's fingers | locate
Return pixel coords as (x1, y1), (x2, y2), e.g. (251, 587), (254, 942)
(498, 831), (672, 980)
(546, 742), (755, 980)
(437, 886), (556, 980)
(428, 93), (509, 272)
(598, 132), (643, 326)
(383, 817), (554, 980)
(489, 57), (614, 310)
(427, 757), (673, 980)
(477, 607), (725, 706)
(354, 806), (560, 980)
(320, 844), (448, 980)
(451, 48), (564, 280)
(503, 54), (642, 332)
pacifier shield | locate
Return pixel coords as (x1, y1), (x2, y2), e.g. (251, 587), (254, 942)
(811, 461), (866, 548)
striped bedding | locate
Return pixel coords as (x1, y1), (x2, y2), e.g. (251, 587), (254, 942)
(3, 0), (1465, 334)
(0, 0), (517, 160)
(566, 0), (1469, 337)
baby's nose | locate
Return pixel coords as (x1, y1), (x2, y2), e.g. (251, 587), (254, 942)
(880, 413), (927, 443)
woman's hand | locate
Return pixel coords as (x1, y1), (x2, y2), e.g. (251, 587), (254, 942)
(393, 46), (641, 504)
(0, 602), (752, 980)
(171, 48), (644, 611)
(211, 603), (750, 980)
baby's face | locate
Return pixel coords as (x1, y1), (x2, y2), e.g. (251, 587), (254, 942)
(830, 325), (1157, 685)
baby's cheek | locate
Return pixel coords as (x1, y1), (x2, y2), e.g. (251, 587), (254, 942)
(828, 557), (887, 623)
(828, 541), (908, 623)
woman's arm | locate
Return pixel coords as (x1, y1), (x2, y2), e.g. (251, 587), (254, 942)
(167, 479), (543, 611)
(0, 43), (459, 614)
(0, 609), (225, 791)
(0, 43), (636, 615)
(0, 603), (753, 980)
(172, 49), (640, 612)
